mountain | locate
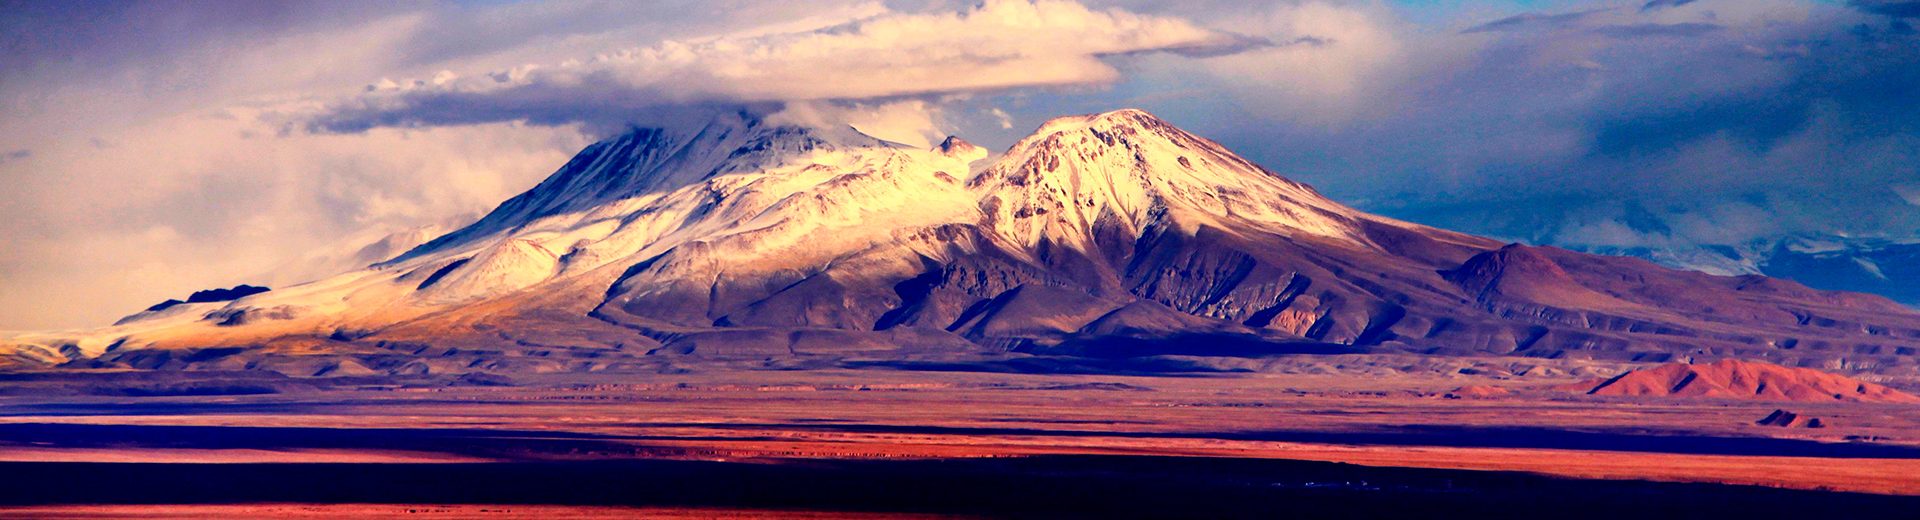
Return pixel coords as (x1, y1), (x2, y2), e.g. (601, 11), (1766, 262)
(8, 109), (1920, 380)
(258, 217), (475, 291)
(1757, 237), (1920, 306)
(134, 285), (271, 316)
(1581, 235), (1920, 308)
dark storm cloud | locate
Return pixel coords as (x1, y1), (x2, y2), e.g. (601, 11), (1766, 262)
(1204, 1), (1920, 250)
(1851, 0), (1920, 18)
(1558, 18), (1917, 241)
(1582, 23), (1920, 161)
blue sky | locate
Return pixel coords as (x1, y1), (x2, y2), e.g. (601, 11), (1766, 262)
(1, 0), (1916, 328)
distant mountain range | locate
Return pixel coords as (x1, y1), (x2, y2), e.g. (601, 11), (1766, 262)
(1580, 236), (1920, 309)
(6, 109), (1920, 379)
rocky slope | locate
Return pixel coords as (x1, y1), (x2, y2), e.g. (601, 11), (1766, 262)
(9, 109), (1920, 379)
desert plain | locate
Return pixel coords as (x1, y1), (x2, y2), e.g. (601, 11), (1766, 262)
(0, 356), (1916, 518)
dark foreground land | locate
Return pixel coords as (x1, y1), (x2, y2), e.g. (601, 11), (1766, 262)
(1, 455), (1917, 519)
(0, 367), (1917, 518)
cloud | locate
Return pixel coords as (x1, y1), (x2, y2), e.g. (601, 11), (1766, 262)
(0, 149), (27, 164)
(1895, 184), (1920, 206)
(988, 108), (1014, 130)
(1852, 0), (1920, 18)
(1499, 4), (1919, 243)
(1192, 2), (1403, 123)
(0, 109), (588, 329)
(767, 99), (950, 148)
(1462, 8), (1613, 34)
(1179, 0), (1920, 252)
(1640, 0), (1699, 13)
(302, 0), (1256, 134)
(1591, 22), (1724, 39)
(1276, 36), (1335, 47)
(1459, 8), (1722, 40)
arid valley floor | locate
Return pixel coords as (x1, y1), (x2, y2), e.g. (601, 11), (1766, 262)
(0, 360), (1917, 518)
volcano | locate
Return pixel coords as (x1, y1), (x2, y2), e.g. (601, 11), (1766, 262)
(10, 109), (1920, 378)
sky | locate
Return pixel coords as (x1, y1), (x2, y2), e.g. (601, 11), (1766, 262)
(1, 0), (1917, 329)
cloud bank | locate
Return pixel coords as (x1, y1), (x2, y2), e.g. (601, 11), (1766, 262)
(1158, 0), (1920, 252)
(303, 0), (1258, 134)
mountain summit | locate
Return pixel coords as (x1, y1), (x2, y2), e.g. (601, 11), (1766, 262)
(970, 108), (1372, 250)
(9, 109), (1920, 379)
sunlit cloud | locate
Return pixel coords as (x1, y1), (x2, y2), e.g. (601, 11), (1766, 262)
(301, 0), (1261, 134)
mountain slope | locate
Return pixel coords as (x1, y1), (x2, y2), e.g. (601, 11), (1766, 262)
(1575, 235), (1920, 308)
(9, 109), (1920, 381)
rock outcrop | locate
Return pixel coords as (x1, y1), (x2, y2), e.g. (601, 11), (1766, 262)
(1755, 409), (1828, 428)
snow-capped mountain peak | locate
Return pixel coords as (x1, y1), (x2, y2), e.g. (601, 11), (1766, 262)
(934, 135), (987, 164)
(388, 110), (900, 265)
(970, 109), (1367, 249)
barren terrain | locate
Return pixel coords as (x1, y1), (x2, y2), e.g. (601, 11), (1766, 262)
(1, 364), (1916, 517)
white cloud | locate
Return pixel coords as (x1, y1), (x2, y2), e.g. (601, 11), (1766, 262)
(1894, 184), (1920, 207)
(989, 108), (1015, 130)
(303, 0), (1256, 133)
(768, 99), (951, 148)
(1196, 2), (1405, 123)
(0, 108), (588, 329)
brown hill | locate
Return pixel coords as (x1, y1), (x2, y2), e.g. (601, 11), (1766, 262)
(1442, 244), (1638, 312)
(1444, 385), (1512, 399)
(1588, 359), (1920, 403)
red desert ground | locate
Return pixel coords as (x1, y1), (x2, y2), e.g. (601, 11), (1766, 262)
(0, 108), (1917, 518)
